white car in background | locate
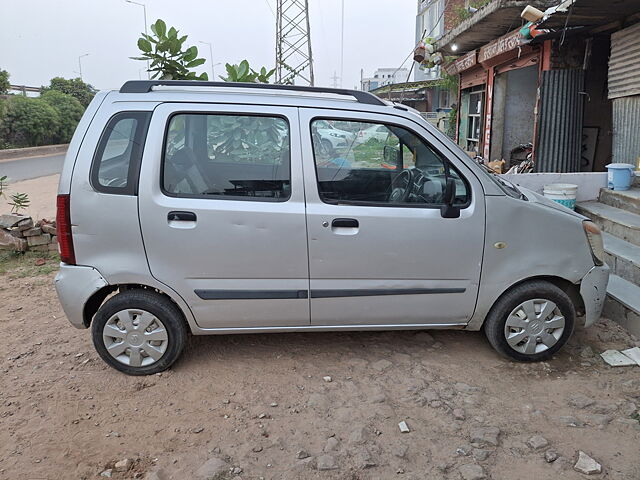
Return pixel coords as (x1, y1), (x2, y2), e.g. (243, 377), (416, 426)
(314, 119), (356, 152)
(356, 124), (391, 144)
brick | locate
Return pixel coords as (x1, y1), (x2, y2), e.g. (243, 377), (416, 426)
(0, 214), (26, 229)
(22, 227), (42, 237)
(41, 224), (57, 235)
(0, 228), (27, 251)
(27, 234), (51, 247)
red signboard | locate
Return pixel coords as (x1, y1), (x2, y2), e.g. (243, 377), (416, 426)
(443, 50), (478, 75)
(479, 30), (523, 64)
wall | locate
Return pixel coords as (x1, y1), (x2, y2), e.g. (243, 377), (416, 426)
(500, 172), (608, 201)
(582, 35), (612, 172)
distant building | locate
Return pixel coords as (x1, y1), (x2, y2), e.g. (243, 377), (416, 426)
(361, 68), (409, 92)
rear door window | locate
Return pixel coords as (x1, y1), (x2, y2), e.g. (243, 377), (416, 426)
(91, 111), (151, 195)
(162, 113), (290, 201)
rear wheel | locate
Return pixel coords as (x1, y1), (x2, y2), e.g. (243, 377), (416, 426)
(92, 290), (187, 375)
(483, 280), (575, 362)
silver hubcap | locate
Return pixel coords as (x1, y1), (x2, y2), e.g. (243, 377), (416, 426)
(103, 309), (169, 367)
(504, 299), (565, 355)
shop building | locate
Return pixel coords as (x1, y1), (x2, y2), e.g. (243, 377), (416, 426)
(435, 0), (640, 172)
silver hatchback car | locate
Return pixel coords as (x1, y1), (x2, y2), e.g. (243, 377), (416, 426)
(55, 80), (609, 375)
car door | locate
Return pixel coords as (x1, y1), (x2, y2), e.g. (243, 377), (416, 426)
(301, 108), (486, 327)
(138, 103), (310, 329)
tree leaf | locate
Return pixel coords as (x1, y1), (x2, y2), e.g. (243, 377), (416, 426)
(186, 58), (206, 68)
(154, 19), (167, 37)
(184, 46), (197, 62)
(137, 38), (153, 53)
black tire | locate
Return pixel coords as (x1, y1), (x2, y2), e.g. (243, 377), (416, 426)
(483, 280), (575, 362)
(91, 289), (188, 375)
(321, 138), (335, 155)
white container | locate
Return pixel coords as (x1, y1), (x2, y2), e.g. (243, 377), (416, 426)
(521, 5), (544, 22)
(543, 183), (578, 210)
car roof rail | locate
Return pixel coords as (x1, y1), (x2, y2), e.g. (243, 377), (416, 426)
(119, 80), (387, 106)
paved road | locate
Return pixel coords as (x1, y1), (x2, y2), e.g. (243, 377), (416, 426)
(0, 154), (66, 183)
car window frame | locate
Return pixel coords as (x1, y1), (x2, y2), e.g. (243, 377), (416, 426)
(159, 111), (292, 203)
(309, 116), (472, 210)
(89, 111), (151, 196)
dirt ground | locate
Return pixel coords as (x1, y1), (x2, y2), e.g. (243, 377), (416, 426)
(3, 174), (59, 221)
(0, 254), (639, 480)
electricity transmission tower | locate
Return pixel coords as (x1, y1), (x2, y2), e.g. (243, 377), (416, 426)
(275, 0), (314, 86)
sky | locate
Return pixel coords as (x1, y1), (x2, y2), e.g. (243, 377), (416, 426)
(0, 0), (418, 91)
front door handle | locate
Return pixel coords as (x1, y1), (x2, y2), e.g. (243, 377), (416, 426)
(332, 218), (359, 228)
(168, 211), (197, 222)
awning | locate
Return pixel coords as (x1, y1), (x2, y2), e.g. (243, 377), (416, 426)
(538, 0), (640, 29)
(436, 0), (555, 54)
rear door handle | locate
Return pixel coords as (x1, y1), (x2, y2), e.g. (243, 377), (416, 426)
(168, 211), (197, 222)
(332, 218), (359, 228)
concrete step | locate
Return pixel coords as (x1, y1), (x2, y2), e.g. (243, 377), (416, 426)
(603, 233), (640, 284)
(604, 274), (640, 338)
(576, 201), (640, 247)
(599, 187), (640, 216)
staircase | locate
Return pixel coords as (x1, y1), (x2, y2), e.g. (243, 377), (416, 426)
(576, 180), (640, 337)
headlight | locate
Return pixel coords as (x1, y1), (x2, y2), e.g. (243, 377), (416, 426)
(583, 221), (604, 266)
(329, 133), (342, 138)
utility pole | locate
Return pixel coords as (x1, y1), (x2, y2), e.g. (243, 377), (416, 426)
(199, 41), (215, 80)
(330, 71), (340, 88)
(340, 0), (344, 88)
(78, 53), (90, 81)
(275, 0), (314, 86)
(125, 0), (150, 78)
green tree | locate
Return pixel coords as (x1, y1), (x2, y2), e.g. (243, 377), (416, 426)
(0, 69), (10, 94)
(41, 77), (96, 107)
(132, 19), (208, 80)
(220, 60), (275, 83)
(40, 90), (84, 143)
(0, 96), (60, 147)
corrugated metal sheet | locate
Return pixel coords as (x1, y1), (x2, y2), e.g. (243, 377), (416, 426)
(612, 95), (640, 164)
(536, 69), (584, 172)
(609, 22), (640, 100)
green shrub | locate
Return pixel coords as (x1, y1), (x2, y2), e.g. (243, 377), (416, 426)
(41, 77), (96, 108)
(0, 69), (9, 95)
(40, 90), (84, 143)
(0, 96), (60, 147)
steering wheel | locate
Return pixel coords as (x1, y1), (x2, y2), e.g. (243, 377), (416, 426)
(389, 169), (414, 203)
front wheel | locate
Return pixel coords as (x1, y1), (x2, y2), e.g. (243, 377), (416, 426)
(91, 290), (187, 375)
(483, 280), (575, 362)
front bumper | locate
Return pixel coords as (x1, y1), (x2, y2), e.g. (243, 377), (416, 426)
(54, 264), (109, 329)
(579, 264), (610, 327)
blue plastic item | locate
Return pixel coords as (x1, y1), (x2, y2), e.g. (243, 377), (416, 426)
(606, 163), (636, 191)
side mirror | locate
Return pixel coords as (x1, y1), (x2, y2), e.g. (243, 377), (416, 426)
(383, 145), (400, 166)
(440, 177), (461, 218)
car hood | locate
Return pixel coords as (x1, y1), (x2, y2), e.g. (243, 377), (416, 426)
(519, 186), (586, 220)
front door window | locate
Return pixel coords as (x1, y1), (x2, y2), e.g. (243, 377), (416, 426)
(310, 119), (469, 207)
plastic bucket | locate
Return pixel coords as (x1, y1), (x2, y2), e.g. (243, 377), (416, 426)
(543, 183), (578, 210)
(606, 163), (636, 191)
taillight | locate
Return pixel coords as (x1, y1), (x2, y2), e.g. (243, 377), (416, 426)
(56, 194), (76, 265)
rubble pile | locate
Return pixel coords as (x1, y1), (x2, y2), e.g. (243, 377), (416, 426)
(0, 214), (58, 253)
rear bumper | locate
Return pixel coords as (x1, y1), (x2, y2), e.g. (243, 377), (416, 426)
(54, 264), (108, 329)
(579, 264), (610, 327)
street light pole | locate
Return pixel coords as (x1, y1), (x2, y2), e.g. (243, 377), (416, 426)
(125, 0), (150, 78)
(199, 41), (214, 80)
(78, 53), (90, 81)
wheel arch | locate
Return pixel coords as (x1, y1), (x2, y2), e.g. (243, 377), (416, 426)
(473, 275), (585, 331)
(83, 283), (192, 329)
